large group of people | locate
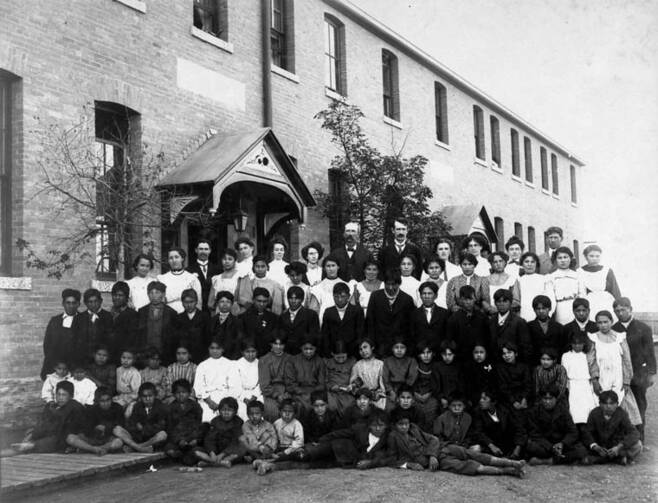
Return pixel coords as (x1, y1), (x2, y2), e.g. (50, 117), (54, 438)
(3, 220), (655, 481)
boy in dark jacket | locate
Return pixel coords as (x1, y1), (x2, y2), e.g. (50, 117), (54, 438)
(165, 378), (203, 465)
(113, 382), (168, 452)
(194, 397), (243, 467)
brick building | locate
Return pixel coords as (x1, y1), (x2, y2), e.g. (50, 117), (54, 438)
(0, 0), (584, 426)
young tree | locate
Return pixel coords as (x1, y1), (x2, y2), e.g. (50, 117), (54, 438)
(17, 103), (169, 279)
(314, 101), (450, 251)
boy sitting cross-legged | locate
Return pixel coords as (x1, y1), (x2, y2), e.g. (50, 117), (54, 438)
(113, 382), (168, 453)
(66, 386), (123, 455)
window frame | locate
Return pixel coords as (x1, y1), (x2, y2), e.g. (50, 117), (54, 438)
(570, 165), (577, 204)
(192, 0), (229, 42)
(271, 0), (295, 72)
(473, 105), (485, 160)
(527, 226), (536, 253)
(494, 216), (504, 251)
(324, 15), (346, 96)
(381, 49), (400, 121)
(551, 153), (559, 195)
(514, 222), (523, 239)
(434, 82), (448, 144)
(510, 128), (520, 177)
(0, 75), (13, 275)
(540, 146), (549, 191)
(490, 115), (500, 166)
(523, 136), (533, 183)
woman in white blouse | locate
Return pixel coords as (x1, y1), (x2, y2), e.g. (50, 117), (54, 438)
(301, 241), (324, 287)
(126, 253), (156, 310)
(157, 247), (202, 314)
(267, 236), (289, 288)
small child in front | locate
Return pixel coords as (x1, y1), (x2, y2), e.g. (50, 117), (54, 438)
(66, 386), (123, 455)
(387, 408), (440, 471)
(41, 361), (70, 404)
(140, 349), (169, 401)
(341, 387), (374, 427)
(194, 397), (244, 468)
(67, 366), (97, 406)
(86, 346), (116, 395)
(254, 399), (305, 475)
(165, 379), (203, 465)
(239, 400), (278, 464)
(394, 385), (428, 431)
(113, 382), (168, 453)
(114, 349), (142, 411)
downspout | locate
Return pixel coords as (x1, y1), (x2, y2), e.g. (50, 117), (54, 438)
(262, 0), (273, 128)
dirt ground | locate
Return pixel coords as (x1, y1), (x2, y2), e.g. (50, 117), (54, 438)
(8, 385), (658, 503)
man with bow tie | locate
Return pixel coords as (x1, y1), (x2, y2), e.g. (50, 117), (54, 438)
(331, 222), (374, 282)
(378, 218), (423, 280)
(41, 288), (81, 380)
(187, 239), (221, 312)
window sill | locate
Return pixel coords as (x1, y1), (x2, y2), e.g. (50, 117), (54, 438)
(0, 276), (32, 290)
(271, 65), (300, 83)
(474, 158), (488, 168)
(383, 116), (403, 129)
(511, 175), (523, 184)
(190, 26), (234, 53)
(325, 87), (347, 102)
(91, 279), (116, 293)
(434, 139), (451, 151)
(490, 161), (503, 173)
(524, 181), (535, 188)
(571, 201), (578, 208)
(113, 0), (146, 13)
(552, 193), (560, 199)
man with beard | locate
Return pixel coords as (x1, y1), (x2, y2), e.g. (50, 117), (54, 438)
(330, 222), (374, 282)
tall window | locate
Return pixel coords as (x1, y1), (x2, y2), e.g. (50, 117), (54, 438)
(193, 0), (229, 41)
(540, 147), (549, 190)
(514, 222), (523, 239)
(511, 128), (520, 177)
(494, 217), (504, 251)
(324, 15), (346, 96)
(382, 49), (400, 121)
(523, 136), (533, 182)
(551, 154), (559, 195)
(328, 168), (347, 249)
(473, 105), (485, 160)
(527, 226), (536, 253)
(573, 240), (580, 267)
(0, 71), (18, 276)
(271, 0), (295, 72)
(434, 82), (448, 144)
(490, 115), (500, 166)
(570, 165), (577, 203)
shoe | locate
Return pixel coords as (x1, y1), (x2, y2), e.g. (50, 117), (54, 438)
(257, 461), (273, 475)
(252, 459), (263, 470)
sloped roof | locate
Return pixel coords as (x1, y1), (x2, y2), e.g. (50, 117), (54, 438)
(442, 204), (498, 242)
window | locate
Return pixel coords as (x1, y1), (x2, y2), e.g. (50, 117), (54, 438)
(434, 82), (448, 144)
(0, 71), (18, 276)
(271, 0), (295, 72)
(570, 165), (577, 203)
(490, 116), (500, 166)
(511, 128), (520, 177)
(514, 222), (523, 239)
(328, 168), (347, 249)
(494, 217), (504, 251)
(527, 226), (536, 253)
(94, 101), (140, 279)
(540, 147), (548, 190)
(573, 240), (580, 267)
(473, 105), (485, 160)
(324, 15), (346, 96)
(193, 0), (228, 41)
(551, 154), (559, 195)
(382, 49), (400, 121)
(523, 136), (533, 182)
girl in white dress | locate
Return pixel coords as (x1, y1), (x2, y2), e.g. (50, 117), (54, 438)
(434, 239), (461, 281)
(126, 254), (156, 310)
(399, 255), (422, 307)
(486, 251), (520, 315)
(549, 247), (585, 325)
(462, 234), (491, 278)
(267, 236), (289, 288)
(560, 331), (598, 424)
(195, 338), (235, 423)
(234, 237), (255, 279)
(301, 241), (324, 287)
(518, 252), (554, 322)
(354, 260), (382, 316)
(157, 248), (202, 314)
(208, 248), (240, 312)
(350, 339), (386, 410)
(577, 245), (622, 322)
(309, 255), (355, 324)
(231, 340), (263, 420)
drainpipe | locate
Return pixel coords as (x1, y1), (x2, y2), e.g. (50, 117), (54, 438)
(262, 0), (273, 128)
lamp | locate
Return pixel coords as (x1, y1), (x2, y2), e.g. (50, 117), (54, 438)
(233, 206), (248, 233)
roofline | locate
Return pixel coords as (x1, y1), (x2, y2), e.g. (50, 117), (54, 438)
(323, 0), (586, 167)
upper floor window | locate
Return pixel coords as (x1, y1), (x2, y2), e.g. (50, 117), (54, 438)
(540, 147), (549, 190)
(324, 15), (346, 96)
(382, 49), (400, 121)
(514, 222), (523, 239)
(511, 128), (520, 177)
(523, 136), (533, 183)
(490, 115), (500, 166)
(473, 105), (485, 160)
(434, 82), (448, 144)
(0, 71), (18, 276)
(527, 226), (536, 253)
(570, 165), (577, 203)
(551, 154), (559, 195)
(193, 0), (229, 41)
(271, 0), (295, 72)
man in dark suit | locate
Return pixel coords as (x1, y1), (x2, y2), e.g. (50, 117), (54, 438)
(446, 285), (489, 362)
(366, 269), (415, 356)
(562, 298), (598, 343)
(41, 288), (81, 379)
(321, 282), (364, 357)
(186, 239), (221, 311)
(237, 287), (279, 357)
(613, 297), (657, 440)
(71, 288), (113, 367)
(330, 222), (374, 282)
(409, 282), (449, 353)
(378, 218), (423, 280)
(136, 281), (178, 365)
(526, 295), (566, 365)
(279, 286), (320, 355)
(489, 289), (532, 364)
(109, 281), (139, 364)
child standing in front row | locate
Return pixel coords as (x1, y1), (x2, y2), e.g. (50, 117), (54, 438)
(196, 338), (234, 423)
(165, 379), (203, 465)
(560, 332), (599, 428)
(114, 350), (141, 411)
(350, 339), (386, 410)
(233, 339), (263, 421)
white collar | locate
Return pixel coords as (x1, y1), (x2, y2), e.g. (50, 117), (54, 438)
(498, 312), (510, 324)
(197, 260), (208, 266)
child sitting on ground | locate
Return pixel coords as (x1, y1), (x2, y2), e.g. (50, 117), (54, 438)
(86, 346), (116, 395)
(67, 386), (123, 455)
(165, 345), (197, 404)
(324, 340), (356, 418)
(67, 365), (97, 406)
(165, 379), (203, 465)
(495, 342), (531, 423)
(113, 349), (141, 411)
(433, 394), (472, 447)
(194, 397), (244, 468)
(233, 339), (263, 421)
(301, 390), (339, 458)
(239, 400), (278, 464)
(383, 337), (418, 408)
(582, 390), (642, 465)
(196, 338), (234, 423)
(140, 348), (169, 401)
(41, 361), (70, 404)
(254, 399), (304, 474)
(341, 387), (374, 427)
(387, 408), (441, 471)
(350, 339), (386, 409)
(113, 382), (168, 453)
(284, 336), (326, 415)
